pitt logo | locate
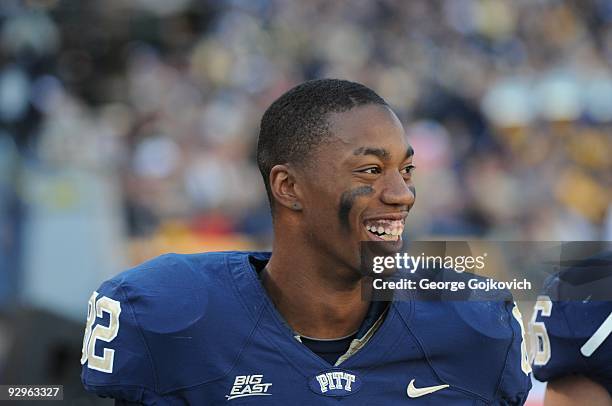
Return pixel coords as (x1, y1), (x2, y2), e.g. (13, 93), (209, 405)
(225, 374), (272, 400)
(309, 369), (362, 397)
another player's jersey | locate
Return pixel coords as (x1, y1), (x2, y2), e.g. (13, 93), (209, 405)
(530, 252), (612, 395)
(81, 252), (532, 405)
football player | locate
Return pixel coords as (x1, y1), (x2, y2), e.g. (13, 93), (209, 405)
(81, 79), (532, 404)
(530, 251), (612, 405)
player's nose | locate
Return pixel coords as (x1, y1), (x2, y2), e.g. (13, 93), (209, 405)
(380, 172), (415, 207)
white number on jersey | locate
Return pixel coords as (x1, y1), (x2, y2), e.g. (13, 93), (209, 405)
(530, 295), (552, 366)
(80, 291), (122, 373)
(512, 303), (532, 375)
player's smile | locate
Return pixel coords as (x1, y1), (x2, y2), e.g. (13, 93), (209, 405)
(363, 213), (407, 242)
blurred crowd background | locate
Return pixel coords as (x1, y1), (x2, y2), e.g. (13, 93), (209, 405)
(0, 0), (611, 404)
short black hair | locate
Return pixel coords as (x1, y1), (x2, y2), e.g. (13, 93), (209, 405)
(256, 79), (388, 208)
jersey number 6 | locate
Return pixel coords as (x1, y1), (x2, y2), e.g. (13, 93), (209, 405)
(530, 295), (552, 366)
(80, 291), (122, 373)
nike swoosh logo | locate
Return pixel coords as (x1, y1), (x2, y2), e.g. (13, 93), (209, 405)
(407, 379), (449, 398)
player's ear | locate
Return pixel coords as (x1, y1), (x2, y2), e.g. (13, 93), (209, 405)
(269, 164), (303, 211)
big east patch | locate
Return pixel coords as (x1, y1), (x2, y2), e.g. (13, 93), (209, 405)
(226, 374), (273, 400)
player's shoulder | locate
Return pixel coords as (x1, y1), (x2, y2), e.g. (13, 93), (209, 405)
(82, 251), (270, 399)
(541, 250), (612, 301)
(97, 250), (270, 331)
(394, 268), (520, 351)
(395, 268), (520, 342)
(531, 250), (612, 393)
(108, 251), (252, 285)
(535, 250), (612, 336)
(103, 251), (268, 299)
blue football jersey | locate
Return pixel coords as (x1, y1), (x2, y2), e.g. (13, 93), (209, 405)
(530, 252), (612, 395)
(81, 252), (532, 405)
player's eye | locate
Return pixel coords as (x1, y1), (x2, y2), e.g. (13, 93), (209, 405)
(401, 165), (416, 176)
(359, 167), (381, 175)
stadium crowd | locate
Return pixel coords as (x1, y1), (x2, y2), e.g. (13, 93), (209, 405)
(1, 0), (611, 275)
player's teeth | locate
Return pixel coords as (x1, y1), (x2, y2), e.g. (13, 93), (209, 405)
(365, 220), (405, 236)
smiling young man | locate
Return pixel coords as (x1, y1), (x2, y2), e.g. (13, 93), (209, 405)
(81, 79), (532, 405)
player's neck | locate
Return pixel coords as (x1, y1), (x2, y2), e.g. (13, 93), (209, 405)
(262, 251), (371, 340)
